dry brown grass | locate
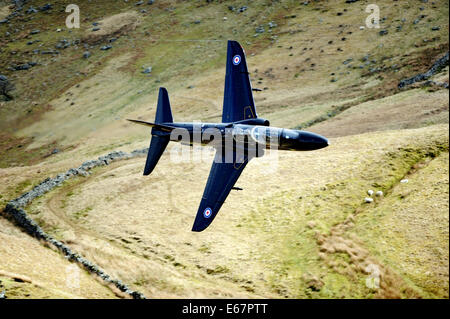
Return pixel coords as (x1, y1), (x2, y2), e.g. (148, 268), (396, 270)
(83, 11), (140, 44)
(0, 218), (117, 298)
(0, 4), (11, 20)
(311, 88), (449, 138)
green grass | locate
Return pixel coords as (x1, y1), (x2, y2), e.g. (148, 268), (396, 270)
(73, 206), (92, 220)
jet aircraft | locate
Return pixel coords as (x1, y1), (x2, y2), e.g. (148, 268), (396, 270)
(128, 40), (328, 232)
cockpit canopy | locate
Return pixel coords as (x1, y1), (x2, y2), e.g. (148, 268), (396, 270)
(282, 129), (299, 141)
(232, 125), (280, 144)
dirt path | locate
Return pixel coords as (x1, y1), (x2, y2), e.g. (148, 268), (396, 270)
(45, 161), (126, 241)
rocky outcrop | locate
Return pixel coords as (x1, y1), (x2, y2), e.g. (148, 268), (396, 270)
(398, 52), (449, 89)
(2, 148), (149, 299)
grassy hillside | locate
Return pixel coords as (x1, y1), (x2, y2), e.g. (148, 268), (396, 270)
(0, 0), (448, 298)
(22, 124), (448, 298)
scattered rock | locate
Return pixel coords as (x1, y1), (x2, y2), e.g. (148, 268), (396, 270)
(367, 190), (374, 196)
(343, 58), (353, 65)
(41, 50), (60, 55)
(0, 74), (15, 101)
(302, 273), (324, 291)
(379, 30), (388, 36)
(400, 179), (408, 183)
(40, 3), (52, 12)
(255, 25), (265, 33)
(83, 51), (91, 59)
(100, 45), (112, 50)
(12, 63), (34, 71)
(238, 6), (248, 13)
(376, 191), (383, 197)
(306, 221), (316, 229)
(142, 66), (152, 74)
(55, 39), (70, 49)
(26, 6), (39, 14)
(365, 197), (374, 203)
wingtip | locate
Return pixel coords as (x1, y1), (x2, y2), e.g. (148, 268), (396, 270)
(191, 223), (205, 232)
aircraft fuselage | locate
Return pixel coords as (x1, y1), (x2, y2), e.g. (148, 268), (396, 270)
(152, 121), (329, 152)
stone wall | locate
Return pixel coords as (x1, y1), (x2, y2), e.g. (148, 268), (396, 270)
(2, 148), (149, 299)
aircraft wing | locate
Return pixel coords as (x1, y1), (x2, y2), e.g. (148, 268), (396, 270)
(222, 40), (258, 123)
(192, 151), (252, 232)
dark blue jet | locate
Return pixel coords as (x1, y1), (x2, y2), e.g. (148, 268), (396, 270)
(128, 40), (328, 232)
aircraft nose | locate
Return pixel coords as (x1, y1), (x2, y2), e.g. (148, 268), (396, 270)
(298, 131), (329, 150)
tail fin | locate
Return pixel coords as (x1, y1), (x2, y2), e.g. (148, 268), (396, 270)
(143, 87), (173, 175)
(155, 87), (173, 123)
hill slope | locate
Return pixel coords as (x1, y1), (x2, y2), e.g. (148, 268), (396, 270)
(0, 0), (448, 298)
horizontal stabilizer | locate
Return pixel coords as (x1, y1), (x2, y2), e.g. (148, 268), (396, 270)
(127, 119), (175, 132)
(143, 135), (170, 175)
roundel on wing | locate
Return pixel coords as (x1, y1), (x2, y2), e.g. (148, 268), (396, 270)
(232, 55), (241, 65)
(203, 207), (212, 218)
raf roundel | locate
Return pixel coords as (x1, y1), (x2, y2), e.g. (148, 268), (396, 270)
(232, 55), (241, 66)
(203, 207), (212, 218)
